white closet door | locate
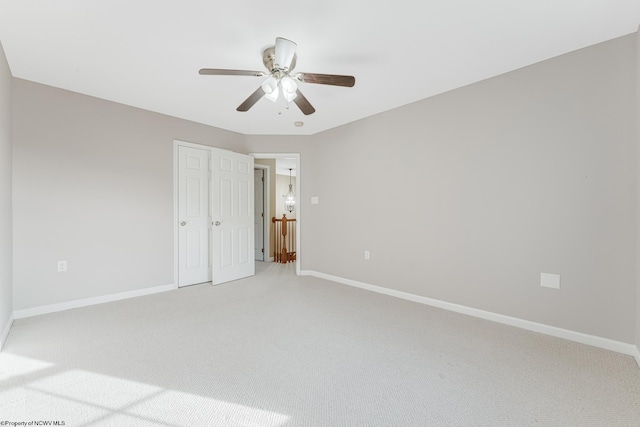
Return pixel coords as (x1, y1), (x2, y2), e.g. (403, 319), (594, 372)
(211, 148), (255, 284)
(178, 146), (212, 287)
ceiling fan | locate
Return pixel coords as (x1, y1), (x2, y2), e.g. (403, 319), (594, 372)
(199, 37), (355, 115)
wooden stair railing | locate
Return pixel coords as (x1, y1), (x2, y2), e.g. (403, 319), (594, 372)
(272, 214), (297, 263)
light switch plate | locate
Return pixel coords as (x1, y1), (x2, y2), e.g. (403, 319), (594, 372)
(541, 273), (560, 289)
(57, 260), (68, 272)
(311, 196), (319, 205)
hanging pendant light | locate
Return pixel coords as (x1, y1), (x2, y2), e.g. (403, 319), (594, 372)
(285, 168), (295, 213)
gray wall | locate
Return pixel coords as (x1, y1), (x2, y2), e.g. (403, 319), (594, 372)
(0, 41), (12, 343)
(11, 79), (308, 310)
(304, 35), (637, 343)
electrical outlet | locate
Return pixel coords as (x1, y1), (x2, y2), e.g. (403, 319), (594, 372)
(364, 250), (370, 260)
(540, 273), (560, 289)
(57, 260), (68, 272)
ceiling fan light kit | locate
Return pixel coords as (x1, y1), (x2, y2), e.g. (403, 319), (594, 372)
(199, 37), (355, 116)
(261, 77), (279, 102)
(280, 76), (298, 102)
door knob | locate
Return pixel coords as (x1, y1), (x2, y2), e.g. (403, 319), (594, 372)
(180, 221), (186, 226)
(215, 221), (221, 226)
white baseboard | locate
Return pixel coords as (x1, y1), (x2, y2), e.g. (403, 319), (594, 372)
(13, 283), (176, 320)
(0, 312), (14, 351)
(633, 346), (640, 369)
(300, 270), (639, 361)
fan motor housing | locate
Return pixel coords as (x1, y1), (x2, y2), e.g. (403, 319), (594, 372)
(262, 46), (297, 73)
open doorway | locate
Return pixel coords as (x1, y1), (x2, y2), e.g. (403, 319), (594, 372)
(252, 153), (301, 277)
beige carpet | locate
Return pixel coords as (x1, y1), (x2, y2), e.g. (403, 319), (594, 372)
(1, 262), (639, 426)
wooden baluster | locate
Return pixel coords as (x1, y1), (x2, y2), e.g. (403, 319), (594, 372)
(289, 220), (293, 262)
(291, 220), (295, 261)
(278, 219), (282, 262)
(281, 214), (288, 264)
(272, 217), (278, 262)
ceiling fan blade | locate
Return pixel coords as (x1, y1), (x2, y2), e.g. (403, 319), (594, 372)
(293, 90), (316, 115)
(274, 37), (297, 71)
(296, 73), (355, 87)
(199, 68), (265, 77)
(236, 87), (266, 112)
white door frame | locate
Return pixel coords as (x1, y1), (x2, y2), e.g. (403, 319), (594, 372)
(254, 163), (271, 262)
(251, 153), (301, 276)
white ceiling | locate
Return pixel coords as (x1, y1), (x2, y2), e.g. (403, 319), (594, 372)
(0, 1), (638, 136)
(276, 158), (297, 176)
